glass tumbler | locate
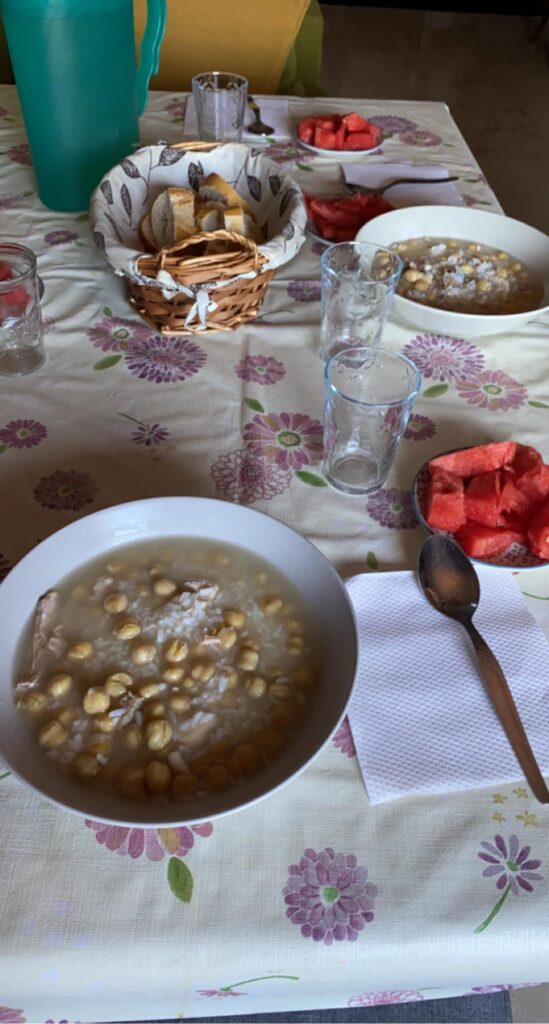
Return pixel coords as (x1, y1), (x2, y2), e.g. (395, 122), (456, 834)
(320, 241), (402, 362)
(191, 71), (248, 142)
(0, 243), (45, 377)
(323, 346), (421, 495)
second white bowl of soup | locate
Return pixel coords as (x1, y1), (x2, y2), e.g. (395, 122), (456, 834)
(0, 498), (357, 827)
(356, 205), (549, 337)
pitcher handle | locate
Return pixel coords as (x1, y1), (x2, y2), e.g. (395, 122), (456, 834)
(136, 0), (167, 115)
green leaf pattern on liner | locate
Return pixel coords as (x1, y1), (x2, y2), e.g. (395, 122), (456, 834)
(94, 354), (122, 370)
(244, 398), (265, 413)
(295, 470), (328, 487)
(167, 857), (194, 903)
(423, 384), (448, 398)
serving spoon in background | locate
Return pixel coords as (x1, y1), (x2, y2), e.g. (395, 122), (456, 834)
(417, 533), (549, 804)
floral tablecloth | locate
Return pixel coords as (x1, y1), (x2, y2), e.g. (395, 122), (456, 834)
(1, 85), (549, 1024)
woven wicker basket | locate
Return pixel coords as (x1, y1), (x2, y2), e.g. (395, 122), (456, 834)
(91, 139), (306, 337)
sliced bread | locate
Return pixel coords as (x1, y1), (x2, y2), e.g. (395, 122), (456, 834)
(150, 187), (196, 248)
(198, 172), (254, 219)
(223, 206), (259, 241)
(139, 212), (157, 252)
(195, 201), (224, 233)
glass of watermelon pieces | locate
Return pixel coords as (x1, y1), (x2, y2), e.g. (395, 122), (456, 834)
(414, 441), (549, 568)
(0, 243), (45, 376)
(323, 345), (421, 495)
(319, 241), (403, 362)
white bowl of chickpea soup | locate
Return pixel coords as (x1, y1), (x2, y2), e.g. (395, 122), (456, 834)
(356, 205), (549, 337)
(0, 497), (357, 827)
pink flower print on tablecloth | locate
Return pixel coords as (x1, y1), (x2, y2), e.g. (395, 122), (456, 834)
(85, 821), (213, 861)
(475, 834), (543, 932)
(0, 554), (12, 583)
(211, 448), (292, 503)
(0, 193), (32, 210)
(283, 847), (377, 944)
(287, 280), (321, 303)
(0, 1011), (25, 1023)
(348, 990), (423, 1007)
(87, 315), (152, 353)
(402, 333), (485, 384)
(33, 470), (98, 511)
(368, 115), (418, 135)
(404, 413), (436, 442)
(124, 335), (206, 384)
(0, 418), (47, 449)
(261, 143), (316, 171)
(332, 717), (356, 758)
(398, 129), (442, 147)
(456, 369), (528, 412)
(366, 488), (418, 530)
(243, 412), (323, 471)
(6, 144), (31, 165)
(197, 990), (245, 998)
(234, 355), (286, 385)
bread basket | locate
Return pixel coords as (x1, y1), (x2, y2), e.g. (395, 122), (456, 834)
(89, 141), (307, 335)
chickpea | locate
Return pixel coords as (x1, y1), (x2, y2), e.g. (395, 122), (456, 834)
(287, 640), (303, 657)
(169, 694), (191, 713)
(73, 753), (100, 778)
(286, 618), (304, 634)
(143, 700), (166, 722)
(57, 706), (76, 728)
(119, 764), (145, 798)
(496, 267), (509, 278)
(83, 687), (110, 715)
(218, 626), (237, 650)
(103, 593), (128, 614)
(87, 735), (113, 757)
(269, 682), (291, 700)
(148, 563), (164, 577)
(131, 642), (157, 666)
(39, 720), (68, 749)
(95, 712), (117, 734)
(123, 724), (143, 750)
(172, 773), (198, 798)
(153, 578), (178, 597)
(262, 596), (282, 616)
(497, 252), (509, 260)
(223, 609), (246, 630)
(104, 678), (127, 698)
(230, 743), (260, 776)
(512, 262), (522, 271)
(236, 648), (259, 672)
(17, 690), (48, 714)
(145, 719), (172, 751)
(145, 760), (171, 794)
(191, 659), (215, 682)
(247, 676), (267, 699)
(206, 765), (234, 791)
(165, 639), (189, 663)
(477, 279), (491, 292)
(113, 619), (141, 640)
(67, 641), (93, 661)
(106, 560), (124, 573)
(461, 263), (474, 274)
(138, 681), (161, 699)
(403, 268), (421, 283)
(105, 671), (133, 690)
(182, 677), (195, 691)
(255, 571), (267, 585)
(226, 669), (239, 689)
(414, 279), (429, 292)
(163, 666), (185, 684)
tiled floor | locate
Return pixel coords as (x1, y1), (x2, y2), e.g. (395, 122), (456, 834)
(323, 8), (549, 1021)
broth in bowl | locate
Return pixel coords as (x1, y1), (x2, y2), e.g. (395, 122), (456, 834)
(15, 537), (319, 804)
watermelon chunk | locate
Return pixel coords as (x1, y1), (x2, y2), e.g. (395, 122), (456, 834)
(455, 524), (524, 559)
(298, 124), (314, 145)
(500, 472), (532, 515)
(512, 443), (542, 479)
(334, 123), (346, 149)
(464, 471), (504, 528)
(527, 497), (549, 560)
(314, 128), (338, 150)
(425, 470), (466, 532)
(516, 462), (549, 505)
(428, 442), (517, 479)
(344, 130), (382, 151)
(309, 197), (363, 228)
(342, 112), (371, 132)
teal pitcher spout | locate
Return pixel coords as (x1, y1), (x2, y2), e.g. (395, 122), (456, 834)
(0, 0), (167, 211)
(136, 0), (167, 116)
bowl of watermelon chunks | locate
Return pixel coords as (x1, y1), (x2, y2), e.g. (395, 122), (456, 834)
(296, 112), (383, 155)
(413, 441), (549, 569)
(305, 192), (393, 244)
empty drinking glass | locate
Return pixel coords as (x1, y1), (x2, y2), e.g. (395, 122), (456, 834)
(192, 71), (248, 143)
(320, 241), (402, 362)
(0, 243), (45, 377)
(323, 346), (421, 495)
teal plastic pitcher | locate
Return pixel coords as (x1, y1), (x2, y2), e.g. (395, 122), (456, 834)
(0, 0), (166, 210)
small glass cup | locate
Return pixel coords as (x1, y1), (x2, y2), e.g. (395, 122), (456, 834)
(191, 71), (248, 143)
(0, 243), (45, 377)
(320, 241), (402, 362)
(323, 346), (421, 495)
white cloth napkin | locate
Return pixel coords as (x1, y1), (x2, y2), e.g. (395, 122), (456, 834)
(183, 96), (291, 141)
(343, 162), (464, 207)
(346, 569), (549, 804)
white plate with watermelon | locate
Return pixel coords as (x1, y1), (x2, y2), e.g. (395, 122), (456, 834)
(412, 441), (549, 570)
(296, 112), (384, 157)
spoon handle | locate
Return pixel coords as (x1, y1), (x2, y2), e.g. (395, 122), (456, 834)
(464, 620), (549, 804)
